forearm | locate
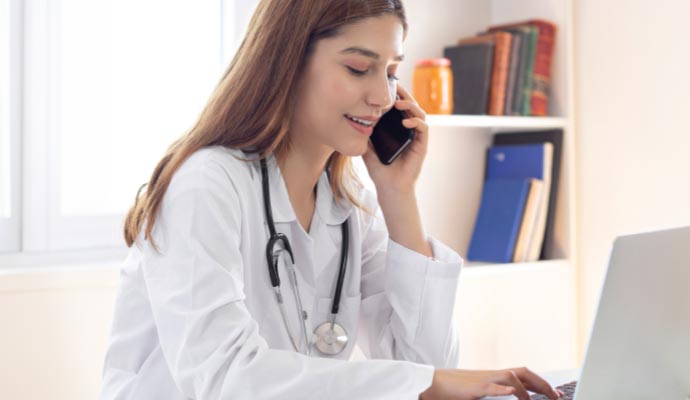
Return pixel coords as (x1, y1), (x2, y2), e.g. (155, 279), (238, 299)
(377, 190), (433, 258)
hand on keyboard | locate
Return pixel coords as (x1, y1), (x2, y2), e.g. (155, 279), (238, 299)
(419, 367), (562, 400)
(530, 381), (577, 400)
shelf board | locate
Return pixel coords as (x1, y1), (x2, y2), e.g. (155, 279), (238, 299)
(462, 259), (571, 276)
(427, 114), (567, 130)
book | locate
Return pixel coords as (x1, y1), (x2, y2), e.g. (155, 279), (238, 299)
(493, 129), (563, 259)
(513, 179), (544, 262)
(503, 32), (522, 115)
(443, 42), (495, 115)
(467, 178), (533, 263)
(486, 143), (553, 261)
(458, 32), (513, 116)
(490, 20), (558, 116)
(495, 26), (531, 115)
(520, 26), (538, 116)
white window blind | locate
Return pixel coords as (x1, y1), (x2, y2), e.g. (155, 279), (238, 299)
(18, 0), (260, 252)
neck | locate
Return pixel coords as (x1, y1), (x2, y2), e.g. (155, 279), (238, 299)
(275, 142), (333, 215)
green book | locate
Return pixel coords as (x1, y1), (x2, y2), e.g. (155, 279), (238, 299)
(520, 26), (538, 116)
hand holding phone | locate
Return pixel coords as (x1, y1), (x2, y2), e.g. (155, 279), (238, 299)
(369, 104), (415, 165)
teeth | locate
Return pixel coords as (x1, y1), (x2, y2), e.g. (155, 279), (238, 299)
(346, 115), (373, 126)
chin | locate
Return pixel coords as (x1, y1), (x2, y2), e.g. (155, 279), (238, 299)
(334, 140), (369, 158)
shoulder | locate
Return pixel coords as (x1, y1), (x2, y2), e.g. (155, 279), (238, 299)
(167, 146), (258, 201)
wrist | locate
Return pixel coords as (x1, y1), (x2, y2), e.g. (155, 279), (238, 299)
(376, 189), (415, 211)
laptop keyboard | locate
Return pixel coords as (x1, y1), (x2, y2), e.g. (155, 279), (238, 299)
(531, 381), (577, 400)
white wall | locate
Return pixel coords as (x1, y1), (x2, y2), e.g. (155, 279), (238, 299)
(574, 0), (690, 358)
(0, 265), (119, 399)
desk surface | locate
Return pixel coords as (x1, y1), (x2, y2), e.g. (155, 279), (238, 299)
(483, 369), (579, 400)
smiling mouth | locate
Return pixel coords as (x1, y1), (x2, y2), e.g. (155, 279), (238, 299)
(344, 114), (375, 127)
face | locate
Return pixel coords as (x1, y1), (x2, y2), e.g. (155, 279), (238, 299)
(290, 14), (405, 158)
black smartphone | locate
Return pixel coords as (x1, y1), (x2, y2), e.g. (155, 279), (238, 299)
(369, 106), (415, 165)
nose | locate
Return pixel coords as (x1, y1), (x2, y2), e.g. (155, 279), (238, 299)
(366, 75), (396, 115)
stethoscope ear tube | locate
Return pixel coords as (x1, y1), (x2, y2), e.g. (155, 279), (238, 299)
(331, 221), (349, 314)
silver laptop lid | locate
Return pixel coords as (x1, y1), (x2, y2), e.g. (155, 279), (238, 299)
(576, 225), (690, 399)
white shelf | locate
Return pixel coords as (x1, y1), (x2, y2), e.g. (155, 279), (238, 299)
(427, 114), (567, 130)
(462, 258), (571, 276)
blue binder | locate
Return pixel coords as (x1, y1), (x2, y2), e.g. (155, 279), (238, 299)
(484, 143), (552, 261)
(467, 179), (532, 263)
(486, 143), (549, 180)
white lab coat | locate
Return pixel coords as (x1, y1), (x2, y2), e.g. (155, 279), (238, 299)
(100, 146), (463, 400)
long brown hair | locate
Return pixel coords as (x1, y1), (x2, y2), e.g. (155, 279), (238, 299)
(123, 0), (408, 251)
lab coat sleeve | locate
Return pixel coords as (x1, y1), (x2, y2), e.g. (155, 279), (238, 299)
(141, 158), (435, 400)
(357, 195), (463, 368)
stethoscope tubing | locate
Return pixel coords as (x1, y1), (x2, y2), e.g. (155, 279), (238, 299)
(260, 157), (349, 355)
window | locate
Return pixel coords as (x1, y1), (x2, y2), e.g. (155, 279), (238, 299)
(0, 0), (19, 253)
(0, 0), (9, 219)
(4, 0), (259, 255)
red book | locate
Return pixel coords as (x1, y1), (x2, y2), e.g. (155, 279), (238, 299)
(489, 19), (557, 116)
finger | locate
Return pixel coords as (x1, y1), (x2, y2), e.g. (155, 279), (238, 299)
(501, 370), (531, 400)
(396, 84), (413, 101)
(402, 117), (428, 152)
(514, 368), (560, 400)
(395, 99), (427, 121)
(402, 117), (426, 132)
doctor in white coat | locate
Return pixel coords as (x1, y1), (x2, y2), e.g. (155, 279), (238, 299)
(99, 1), (562, 399)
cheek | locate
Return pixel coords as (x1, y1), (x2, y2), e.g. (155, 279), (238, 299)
(319, 74), (359, 109)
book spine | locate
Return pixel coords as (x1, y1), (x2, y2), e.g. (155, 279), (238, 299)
(512, 30), (528, 115)
(521, 27), (538, 116)
(488, 32), (512, 116)
(504, 34), (521, 115)
(529, 21), (557, 116)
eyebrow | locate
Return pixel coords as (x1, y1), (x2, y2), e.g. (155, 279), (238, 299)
(339, 46), (405, 62)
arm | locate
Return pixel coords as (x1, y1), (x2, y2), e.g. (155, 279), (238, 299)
(143, 159), (434, 400)
(376, 189), (432, 258)
(355, 190), (462, 368)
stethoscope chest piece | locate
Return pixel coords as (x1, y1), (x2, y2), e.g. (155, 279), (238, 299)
(313, 321), (348, 355)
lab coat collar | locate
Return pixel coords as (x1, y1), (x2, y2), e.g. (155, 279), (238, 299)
(260, 154), (354, 226)
(314, 168), (354, 226)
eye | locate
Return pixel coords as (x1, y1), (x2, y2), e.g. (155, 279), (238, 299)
(347, 66), (399, 82)
(346, 66), (367, 76)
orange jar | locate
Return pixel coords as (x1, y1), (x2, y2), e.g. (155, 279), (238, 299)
(412, 58), (453, 115)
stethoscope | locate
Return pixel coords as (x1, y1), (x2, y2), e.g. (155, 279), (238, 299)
(260, 158), (349, 356)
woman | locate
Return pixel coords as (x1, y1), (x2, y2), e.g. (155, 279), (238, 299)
(100, 1), (562, 399)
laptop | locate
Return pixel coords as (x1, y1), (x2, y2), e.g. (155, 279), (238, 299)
(530, 225), (690, 399)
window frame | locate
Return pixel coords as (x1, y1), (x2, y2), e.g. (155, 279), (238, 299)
(0, 0), (21, 253)
(1, 0), (255, 260)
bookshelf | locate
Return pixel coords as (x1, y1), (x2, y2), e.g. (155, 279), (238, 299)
(402, 0), (578, 371)
(427, 115), (567, 130)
